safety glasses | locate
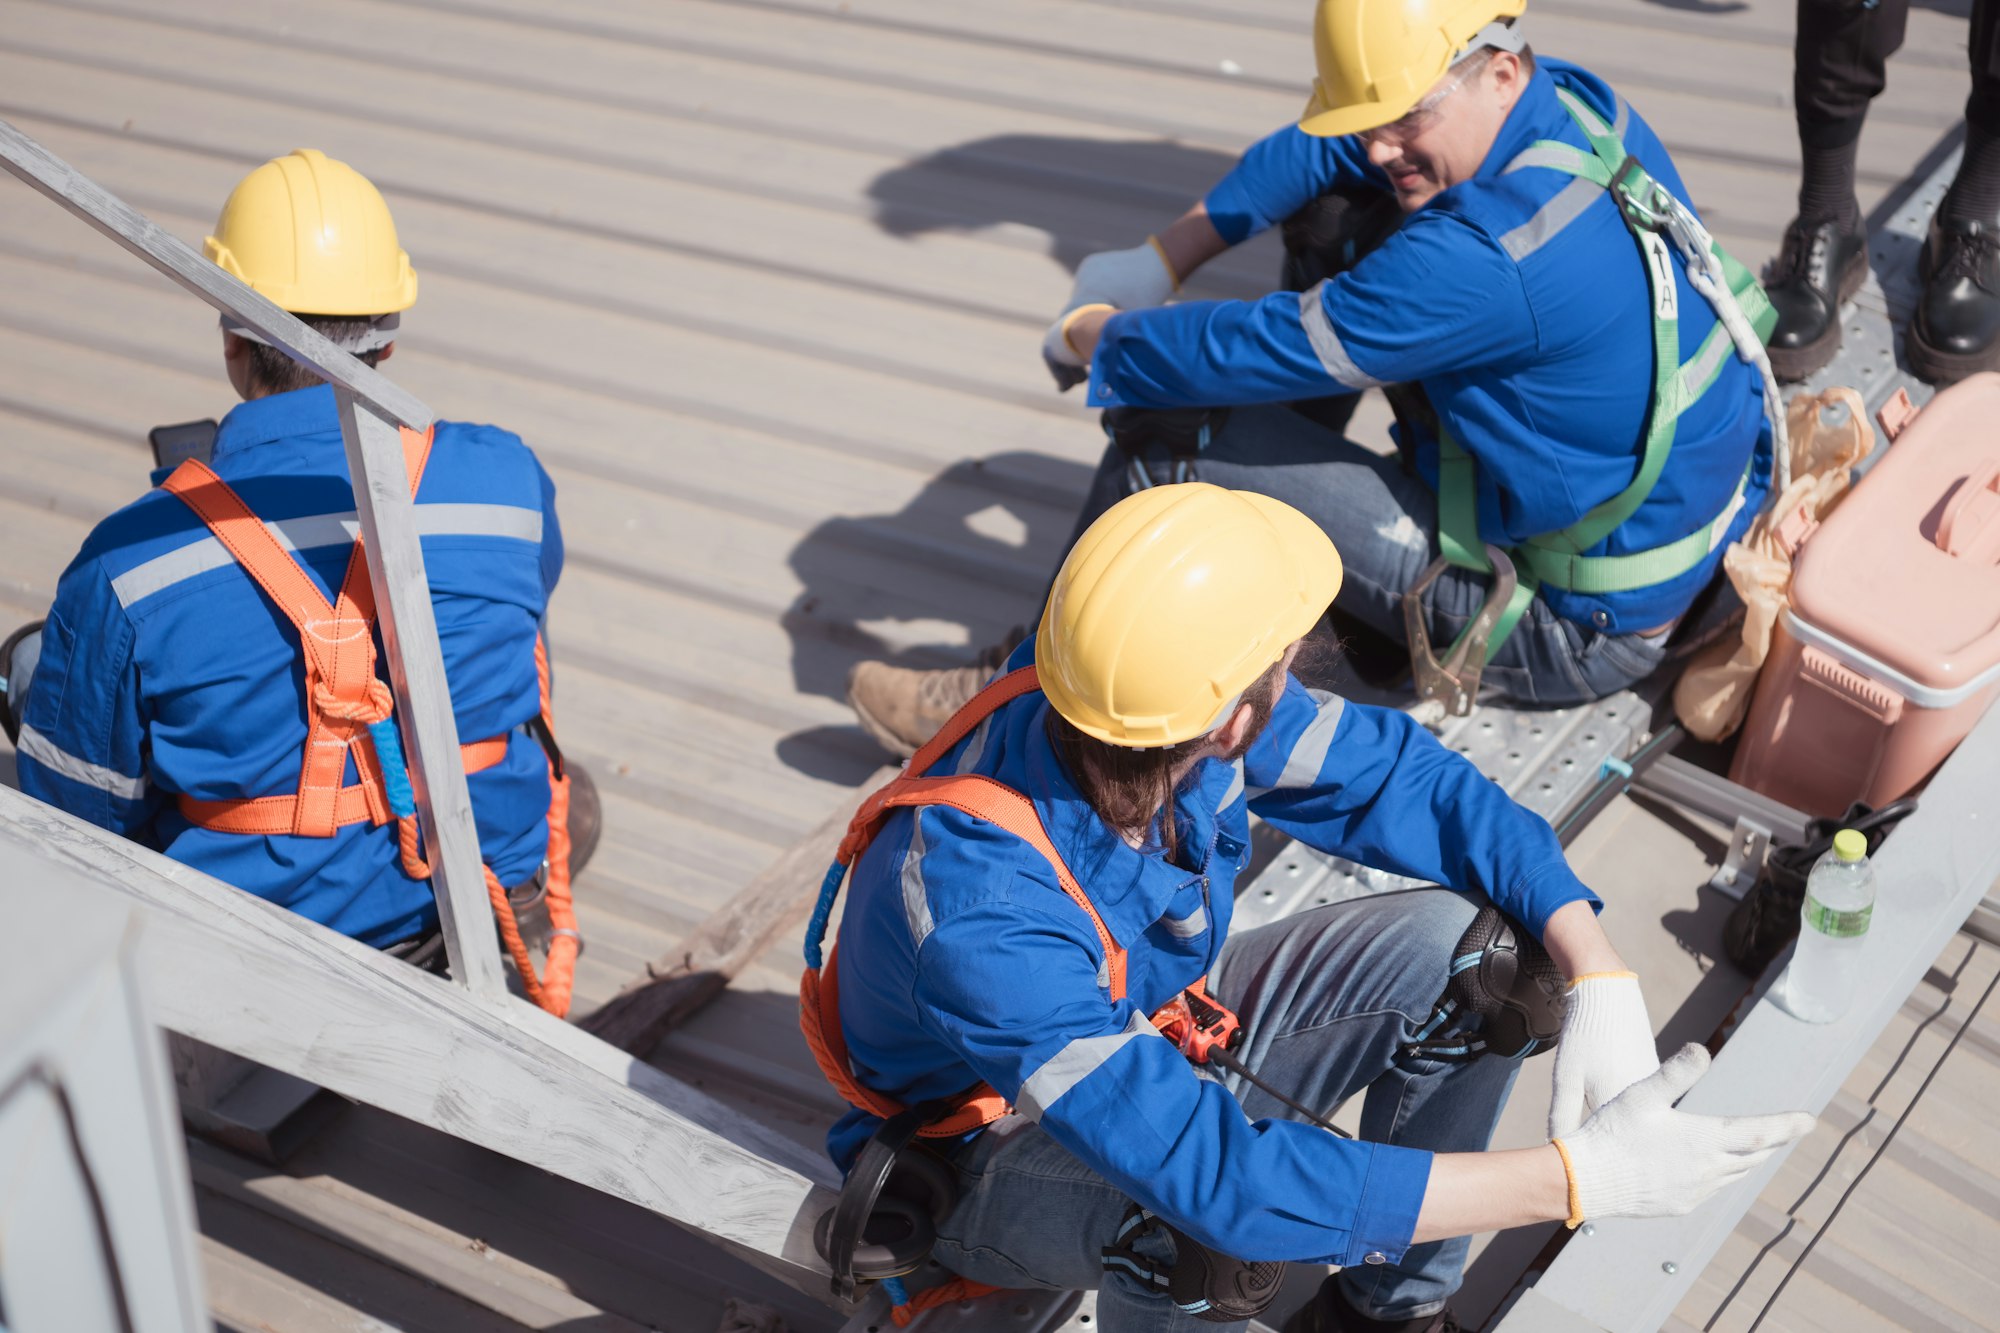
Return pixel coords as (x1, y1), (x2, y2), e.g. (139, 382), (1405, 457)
(1357, 57), (1486, 149)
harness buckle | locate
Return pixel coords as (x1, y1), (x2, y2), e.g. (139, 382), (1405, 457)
(1403, 544), (1518, 718)
(1609, 155), (1673, 234)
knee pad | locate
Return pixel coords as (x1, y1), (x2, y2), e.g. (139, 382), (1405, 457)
(1102, 1205), (1286, 1324)
(1407, 905), (1565, 1062)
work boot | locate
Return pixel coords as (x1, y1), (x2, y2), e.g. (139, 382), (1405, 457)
(845, 628), (1027, 760)
(1907, 212), (2000, 386)
(1281, 1276), (1460, 1333)
(1764, 216), (1868, 382)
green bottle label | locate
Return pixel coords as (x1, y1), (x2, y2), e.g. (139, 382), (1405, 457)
(1804, 897), (1872, 939)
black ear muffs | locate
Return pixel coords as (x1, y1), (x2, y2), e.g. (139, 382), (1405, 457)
(815, 1106), (963, 1299)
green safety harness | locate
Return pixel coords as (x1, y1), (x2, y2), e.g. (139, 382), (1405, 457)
(1435, 89), (1783, 653)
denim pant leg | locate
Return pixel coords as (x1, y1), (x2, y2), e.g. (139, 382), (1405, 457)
(1206, 889), (1523, 1322)
(933, 1118), (1244, 1333)
(1064, 404), (1669, 706)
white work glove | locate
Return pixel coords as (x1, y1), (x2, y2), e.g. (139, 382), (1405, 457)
(1067, 237), (1180, 312)
(1041, 303), (1116, 391)
(1555, 1044), (1815, 1225)
(1041, 237), (1179, 391)
(1548, 970), (1660, 1139)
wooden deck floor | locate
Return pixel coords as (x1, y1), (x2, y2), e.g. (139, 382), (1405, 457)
(0, 0), (1991, 1328)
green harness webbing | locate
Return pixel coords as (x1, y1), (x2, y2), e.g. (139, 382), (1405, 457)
(1437, 89), (1777, 652)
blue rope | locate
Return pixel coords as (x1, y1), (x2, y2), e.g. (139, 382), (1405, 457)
(368, 718), (417, 819)
(803, 859), (847, 969)
(881, 1276), (911, 1308)
(1600, 755), (1635, 780)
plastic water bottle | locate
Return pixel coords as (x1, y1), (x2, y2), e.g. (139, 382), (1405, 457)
(1778, 829), (1875, 1024)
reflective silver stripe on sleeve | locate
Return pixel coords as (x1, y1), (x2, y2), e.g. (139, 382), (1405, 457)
(953, 716), (994, 776)
(1161, 905), (1209, 939)
(1298, 283), (1385, 389)
(112, 504), (544, 608)
(1500, 176), (1602, 262)
(1614, 96), (1631, 137)
(901, 815), (936, 948)
(1220, 760), (1245, 810)
(1247, 690), (1346, 797)
(1017, 1010), (1158, 1122)
(17, 724), (148, 800)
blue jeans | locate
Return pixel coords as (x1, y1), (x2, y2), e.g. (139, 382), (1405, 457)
(931, 890), (1521, 1330)
(1070, 404), (1670, 706)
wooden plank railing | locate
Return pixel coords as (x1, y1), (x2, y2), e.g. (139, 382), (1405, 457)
(0, 788), (839, 1292)
(0, 118), (843, 1300)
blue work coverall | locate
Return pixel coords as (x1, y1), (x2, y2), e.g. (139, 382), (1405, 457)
(16, 384), (563, 946)
(1080, 60), (1772, 700)
(829, 646), (1599, 1322)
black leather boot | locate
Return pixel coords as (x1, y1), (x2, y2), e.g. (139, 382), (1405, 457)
(1764, 216), (1868, 382)
(1907, 212), (2000, 386)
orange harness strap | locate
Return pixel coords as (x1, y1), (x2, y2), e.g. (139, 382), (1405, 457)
(161, 429), (580, 1017)
(800, 666), (1135, 1140)
(179, 736), (510, 834)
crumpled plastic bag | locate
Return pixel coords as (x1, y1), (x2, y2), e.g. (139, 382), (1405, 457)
(1674, 385), (1874, 741)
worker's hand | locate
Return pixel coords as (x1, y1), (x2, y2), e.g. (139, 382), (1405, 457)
(1556, 1044), (1814, 1223)
(1067, 238), (1180, 313)
(1548, 970), (1659, 1139)
(1041, 303), (1116, 392)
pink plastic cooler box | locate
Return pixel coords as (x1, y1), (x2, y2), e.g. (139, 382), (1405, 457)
(1732, 373), (2000, 818)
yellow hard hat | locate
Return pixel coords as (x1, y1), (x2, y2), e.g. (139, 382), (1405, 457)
(204, 149), (417, 316)
(1037, 484), (1342, 748)
(1299, 0), (1527, 138)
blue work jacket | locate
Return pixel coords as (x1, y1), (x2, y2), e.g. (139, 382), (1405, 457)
(829, 647), (1599, 1267)
(1087, 59), (1772, 634)
(17, 385), (563, 946)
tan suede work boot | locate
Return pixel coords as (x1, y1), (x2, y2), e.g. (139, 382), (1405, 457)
(845, 628), (1027, 759)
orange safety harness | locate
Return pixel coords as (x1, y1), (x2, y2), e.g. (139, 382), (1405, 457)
(799, 665), (1238, 1323)
(160, 426), (579, 1016)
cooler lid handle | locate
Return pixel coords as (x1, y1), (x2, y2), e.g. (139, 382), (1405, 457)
(1937, 460), (2000, 562)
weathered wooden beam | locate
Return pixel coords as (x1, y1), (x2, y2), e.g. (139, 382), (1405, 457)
(0, 787), (842, 1300)
(1492, 693), (2000, 1331)
(3, 859), (209, 1333)
(333, 390), (505, 996)
(0, 117), (429, 430)
(581, 766), (894, 1055)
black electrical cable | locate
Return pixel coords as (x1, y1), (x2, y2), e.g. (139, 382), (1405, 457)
(1209, 1047), (1352, 1138)
(1745, 950), (2000, 1332)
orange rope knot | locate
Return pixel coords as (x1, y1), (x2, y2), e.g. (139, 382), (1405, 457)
(314, 676), (395, 724)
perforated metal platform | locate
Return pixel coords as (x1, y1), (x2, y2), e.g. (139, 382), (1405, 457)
(1231, 692), (1651, 934)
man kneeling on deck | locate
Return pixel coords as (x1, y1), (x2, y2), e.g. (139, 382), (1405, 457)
(1, 150), (595, 1009)
(804, 485), (1810, 1332)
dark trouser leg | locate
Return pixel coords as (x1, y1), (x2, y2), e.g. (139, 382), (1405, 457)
(932, 890), (1518, 1330)
(1205, 890), (1523, 1320)
(1794, 0), (1909, 163)
(1063, 406), (1667, 705)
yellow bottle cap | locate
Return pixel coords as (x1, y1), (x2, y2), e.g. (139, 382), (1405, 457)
(1833, 829), (1867, 862)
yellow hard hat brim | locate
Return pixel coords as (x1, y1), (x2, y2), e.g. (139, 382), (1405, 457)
(1298, 84), (1403, 139)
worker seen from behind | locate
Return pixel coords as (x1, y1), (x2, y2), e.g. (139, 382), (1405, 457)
(1, 150), (595, 1012)
(848, 0), (1782, 756)
(807, 485), (1812, 1333)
